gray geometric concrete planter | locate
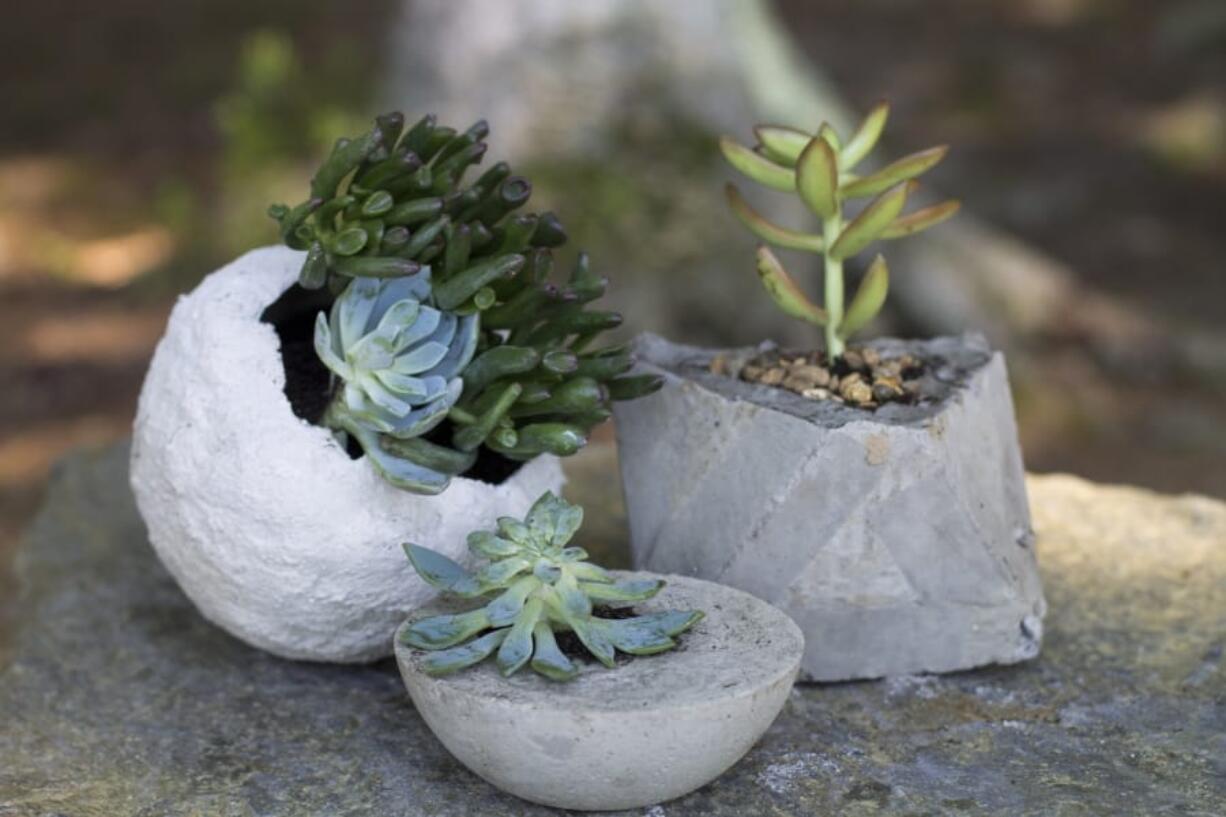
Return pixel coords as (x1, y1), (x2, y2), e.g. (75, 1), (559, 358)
(130, 246), (564, 663)
(613, 332), (1046, 682)
(395, 572), (804, 812)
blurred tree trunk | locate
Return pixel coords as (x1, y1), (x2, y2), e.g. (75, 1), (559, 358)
(383, 0), (1226, 383)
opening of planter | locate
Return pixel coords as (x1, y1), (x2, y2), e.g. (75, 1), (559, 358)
(260, 284), (524, 486)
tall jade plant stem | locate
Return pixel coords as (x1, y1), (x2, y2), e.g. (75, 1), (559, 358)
(822, 209), (845, 361)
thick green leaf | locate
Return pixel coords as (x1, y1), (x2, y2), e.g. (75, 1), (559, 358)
(829, 182), (912, 261)
(719, 137), (796, 192)
(795, 137), (839, 219)
(755, 246), (828, 326)
(380, 436), (476, 476)
(530, 621), (577, 681)
(752, 124), (811, 166)
(420, 629), (506, 676)
(581, 578), (663, 603)
(724, 184), (824, 252)
(467, 530), (519, 559)
(496, 517), (533, 544)
(605, 375), (663, 401)
(403, 543), (482, 596)
(400, 608), (490, 650)
(838, 254), (889, 340)
(597, 618), (675, 656)
(840, 146), (947, 199)
(555, 571), (592, 618)
(841, 100), (890, 170)
(569, 562), (612, 583)
(879, 200), (961, 239)
(627, 610), (705, 638)
(496, 597), (543, 676)
(566, 615), (616, 668)
(818, 122), (841, 152)
(475, 557), (532, 590)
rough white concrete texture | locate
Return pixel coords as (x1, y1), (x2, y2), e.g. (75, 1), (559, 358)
(130, 246), (565, 663)
(613, 333), (1045, 682)
(395, 571), (803, 812)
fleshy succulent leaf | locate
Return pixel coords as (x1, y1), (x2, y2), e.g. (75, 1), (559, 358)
(752, 124), (812, 167)
(485, 576), (539, 627)
(829, 182), (912, 261)
(400, 608), (490, 650)
(837, 254), (889, 340)
(879, 200), (961, 239)
(530, 620), (578, 681)
(496, 596), (543, 676)
(840, 146), (947, 199)
(581, 578), (663, 603)
(795, 137), (839, 219)
(724, 184), (825, 253)
(421, 630), (507, 676)
(840, 100), (890, 169)
(403, 543), (482, 596)
(755, 246), (828, 326)
(719, 137), (796, 192)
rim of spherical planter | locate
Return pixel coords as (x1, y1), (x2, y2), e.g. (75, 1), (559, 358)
(612, 332), (1044, 682)
(130, 246), (565, 663)
(394, 571), (804, 812)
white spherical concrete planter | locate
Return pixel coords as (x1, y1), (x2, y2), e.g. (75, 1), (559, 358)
(395, 572), (803, 812)
(130, 246), (564, 663)
(613, 332), (1046, 682)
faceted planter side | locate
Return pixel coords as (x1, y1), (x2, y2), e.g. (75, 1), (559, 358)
(130, 246), (564, 663)
(395, 572), (804, 812)
(613, 333), (1045, 682)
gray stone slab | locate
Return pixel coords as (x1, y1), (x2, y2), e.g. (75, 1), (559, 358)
(1, 442), (1223, 816)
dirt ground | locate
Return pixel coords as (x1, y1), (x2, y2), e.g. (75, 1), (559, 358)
(1, 0), (1224, 590)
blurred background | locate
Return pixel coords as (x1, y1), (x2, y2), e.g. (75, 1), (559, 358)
(2, 0), (1225, 582)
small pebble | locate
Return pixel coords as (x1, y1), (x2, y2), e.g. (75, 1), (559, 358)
(802, 387), (831, 400)
(861, 348), (881, 368)
(842, 350), (865, 371)
(759, 367), (785, 386)
(709, 354), (727, 376)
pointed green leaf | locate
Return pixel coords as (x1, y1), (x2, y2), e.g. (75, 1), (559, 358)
(555, 571), (592, 618)
(581, 578), (663, 603)
(841, 100), (890, 169)
(719, 137), (796, 192)
(725, 184), (825, 252)
(497, 517), (534, 544)
(530, 621), (577, 681)
(605, 375), (663, 401)
(420, 629), (506, 676)
(568, 561), (612, 583)
(818, 122), (841, 152)
(795, 137), (839, 218)
(496, 597), (543, 676)
(400, 608), (490, 649)
(475, 557), (532, 590)
(627, 610), (705, 638)
(403, 543), (482, 596)
(597, 618), (675, 656)
(838, 254), (889, 340)
(841, 146), (947, 199)
(880, 200), (961, 239)
(755, 246), (828, 326)
(467, 530), (519, 559)
(566, 615), (616, 668)
(752, 124), (812, 166)
(829, 182), (912, 261)
(484, 576), (540, 627)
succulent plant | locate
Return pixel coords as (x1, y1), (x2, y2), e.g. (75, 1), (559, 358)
(269, 113), (662, 490)
(316, 273), (478, 494)
(400, 492), (703, 680)
(721, 101), (960, 360)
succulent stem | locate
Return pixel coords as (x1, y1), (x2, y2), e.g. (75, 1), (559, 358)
(822, 212), (845, 361)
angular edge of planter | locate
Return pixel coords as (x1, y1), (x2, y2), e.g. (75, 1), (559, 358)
(130, 245), (565, 663)
(612, 332), (1046, 682)
(394, 571), (803, 812)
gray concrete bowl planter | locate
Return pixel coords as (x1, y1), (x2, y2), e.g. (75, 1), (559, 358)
(395, 571), (804, 812)
(130, 246), (563, 663)
(613, 332), (1046, 682)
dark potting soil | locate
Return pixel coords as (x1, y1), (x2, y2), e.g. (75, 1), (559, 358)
(259, 284), (522, 486)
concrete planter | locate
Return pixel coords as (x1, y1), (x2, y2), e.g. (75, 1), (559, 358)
(130, 246), (564, 663)
(613, 333), (1045, 682)
(395, 572), (803, 811)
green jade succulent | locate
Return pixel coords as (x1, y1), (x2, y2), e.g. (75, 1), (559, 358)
(720, 101), (960, 360)
(400, 492), (703, 681)
(270, 113), (661, 493)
